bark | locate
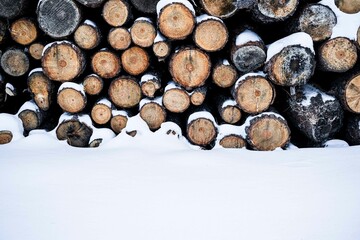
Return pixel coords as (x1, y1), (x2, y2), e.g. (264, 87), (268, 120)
(42, 41), (85, 82)
(75, 0), (106, 8)
(10, 18), (38, 46)
(357, 27), (360, 49)
(121, 46), (150, 76)
(252, 0), (299, 23)
(139, 100), (167, 130)
(102, 0), (132, 27)
(74, 20), (101, 50)
(91, 99), (112, 125)
(212, 60), (238, 88)
(91, 49), (121, 79)
(162, 82), (190, 113)
(345, 114), (360, 145)
(130, 18), (156, 48)
(335, 0), (360, 14)
(27, 70), (54, 111)
(37, 0), (82, 39)
(265, 45), (316, 86)
(140, 73), (161, 98)
(29, 43), (44, 60)
(56, 119), (93, 147)
(108, 27), (131, 50)
(82, 74), (103, 96)
(57, 83), (87, 113)
(0, 48), (29, 77)
(217, 97), (242, 124)
(0, 130), (13, 145)
(245, 112), (291, 151)
(0, 0), (29, 19)
(187, 111), (218, 147)
(108, 76), (141, 108)
(169, 46), (211, 90)
(333, 73), (360, 114)
(318, 37), (358, 73)
(129, 0), (159, 14)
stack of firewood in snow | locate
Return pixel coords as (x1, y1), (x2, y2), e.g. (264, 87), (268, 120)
(0, 0), (360, 150)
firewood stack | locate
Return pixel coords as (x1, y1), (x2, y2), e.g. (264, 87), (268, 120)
(0, 0), (360, 150)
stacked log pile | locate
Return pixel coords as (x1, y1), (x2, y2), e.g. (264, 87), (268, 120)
(0, 0), (360, 150)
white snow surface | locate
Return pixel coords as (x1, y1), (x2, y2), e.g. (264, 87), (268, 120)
(188, 111), (216, 125)
(58, 82), (85, 95)
(222, 59), (230, 65)
(17, 100), (39, 114)
(141, 73), (158, 83)
(301, 84), (336, 107)
(222, 99), (237, 108)
(266, 32), (314, 62)
(135, 17), (153, 23)
(165, 81), (183, 91)
(154, 31), (166, 43)
(235, 71), (266, 89)
(28, 67), (43, 76)
(139, 97), (163, 108)
(320, 0), (360, 39)
(156, 0), (195, 16)
(196, 14), (222, 24)
(97, 98), (112, 108)
(0, 113), (24, 141)
(235, 29), (262, 46)
(84, 19), (97, 28)
(112, 109), (128, 117)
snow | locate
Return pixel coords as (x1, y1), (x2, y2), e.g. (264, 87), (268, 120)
(17, 100), (39, 115)
(96, 98), (112, 108)
(135, 17), (153, 23)
(235, 71), (266, 89)
(42, 40), (76, 56)
(156, 0), (195, 16)
(235, 29), (262, 46)
(320, 0), (360, 39)
(324, 139), (349, 148)
(141, 73), (158, 83)
(222, 99), (237, 108)
(112, 109), (128, 117)
(5, 83), (15, 96)
(188, 111), (217, 125)
(154, 31), (166, 43)
(139, 97), (163, 109)
(89, 127), (116, 145)
(196, 14), (221, 24)
(28, 67), (43, 76)
(266, 32), (314, 62)
(222, 59), (230, 65)
(58, 82), (85, 95)
(165, 81), (183, 91)
(0, 113), (24, 141)
(84, 19), (97, 28)
(301, 84), (336, 107)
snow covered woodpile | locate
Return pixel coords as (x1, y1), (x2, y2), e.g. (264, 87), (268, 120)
(0, 0), (360, 150)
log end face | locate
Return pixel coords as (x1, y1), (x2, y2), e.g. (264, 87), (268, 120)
(194, 20), (228, 52)
(1, 49), (29, 77)
(200, 0), (238, 18)
(232, 45), (266, 73)
(57, 88), (86, 113)
(0, 130), (13, 145)
(109, 77), (142, 108)
(110, 115), (128, 134)
(140, 103), (166, 130)
(221, 106), (242, 124)
(56, 120), (93, 147)
(91, 51), (121, 79)
(212, 64), (238, 88)
(219, 135), (246, 149)
(163, 89), (190, 113)
(91, 104), (112, 125)
(345, 75), (360, 113)
(187, 118), (217, 146)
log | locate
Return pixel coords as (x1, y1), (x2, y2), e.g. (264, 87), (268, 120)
(291, 4), (336, 42)
(157, 0), (196, 40)
(187, 111), (218, 147)
(245, 112), (291, 151)
(252, 0), (299, 23)
(0, 20), (6, 44)
(345, 114), (360, 145)
(0, 48), (29, 77)
(91, 98), (112, 125)
(57, 82), (87, 113)
(83, 74), (103, 96)
(318, 37), (358, 73)
(198, 0), (239, 19)
(152, 32), (171, 61)
(0, 130), (12, 145)
(212, 59), (238, 88)
(357, 27), (360, 49)
(232, 73), (275, 114)
(217, 97), (242, 124)
(231, 30), (266, 74)
(102, 0), (132, 27)
(216, 124), (246, 148)
(140, 73), (161, 98)
(129, 0), (159, 14)
(333, 73), (360, 114)
(91, 49), (121, 79)
(27, 69), (54, 111)
(0, 0), (29, 19)
(56, 118), (93, 147)
(108, 27), (131, 50)
(285, 84), (344, 143)
(10, 18), (37, 46)
(169, 47), (211, 90)
(130, 17), (156, 48)
(110, 110), (128, 134)
(139, 98), (167, 130)
(74, 20), (101, 50)
(75, 0), (106, 8)
(193, 15), (228, 52)
(189, 86), (207, 106)
(29, 43), (44, 60)
(17, 101), (44, 132)
(37, 0), (82, 39)
(121, 46), (150, 76)
(162, 82), (190, 113)
(42, 41), (85, 82)
(335, 0), (360, 14)
(108, 76), (141, 108)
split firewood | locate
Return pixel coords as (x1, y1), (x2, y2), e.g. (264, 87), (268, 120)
(82, 74), (104, 96)
(108, 27), (132, 50)
(130, 17), (156, 48)
(17, 101), (44, 133)
(140, 73), (161, 99)
(252, 0), (299, 23)
(74, 20), (101, 50)
(152, 32), (171, 61)
(102, 0), (132, 27)
(212, 59), (238, 88)
(335, 0), (360, 14)
(162, 81), (190, 113)
(75, 0), (106, 8)
(121, 46), (150, 76)
(232, 72), (275, 114)
(37, 0), (82, 39)
(0, 48), (29, 77)
(245, 112), (291, 151)
(108, 76), (141, 108)
(139, 97), (167, 130)
(216, 124), (246, 149)
(187, 110), (218, 147)
(28, 43), (44, 60)
(318, 37), (358, 73)
(27, 68), (54, 111)
(10, 18), (38, 45)
(91, 98), (113, 125)
(189, 86), (207, 106)
(42, 41), (85, 82)
(91, 49), (121, 79)
(216, 96), (242, 124)
(57, 82), (87, 114)
(110, 110), (128, 134)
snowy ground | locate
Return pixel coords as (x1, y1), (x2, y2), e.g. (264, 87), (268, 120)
(1, 128), (360, 240)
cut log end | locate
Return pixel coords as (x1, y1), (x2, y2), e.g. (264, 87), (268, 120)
(140, 102), (167, 130)
(91, 104), (112, 125)
(57, 88), (87, 113)
(335, 0), (360, 14)
(219, 135), (246, 149)
(28, 72), (53, 111)
(109, 77), (141, 108)
(110, 115), (128, 134)
(1, 49), (29, 77)
(141, 81), (161, 99)
(108, 27), (131, 50)
(131, 20), (156, 48)
(221, 106), (242, 124)
(74, 23), (101, 50)
(187, 117), (217, 146)
(18, 109), (42, 132)
(83, 75), (103, 96)
(102, 0), (131, 27)
(232, 45), (266, 73)
(194, 19), (228, 52)
(344, 74), (360, 113)
(153, 41), (171, 60)
(29, 43), (44, 60)
(212, 63), (238, 88)
(163, 88), (190, 113)
(190, 91), (206, 106)
(91, 50), (121, 79)
(0, 130), (13, 145)
(56, 119), (93, 147)
(254, 0), (299, 23)
(199, 0), (238, 18)
(10, 18), (38, 45)
(121, 46), (150, 76)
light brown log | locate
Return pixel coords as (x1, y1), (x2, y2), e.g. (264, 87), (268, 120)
(318, 37), (358, 73)
(29, 43), (44, 60)
(0, 48), (29, 77)
(187, 112), (217, 147)
(140, 101), (167, 130)
(153, 33), (171, 61)
(199, 0), (239, 19)
(219, 134), (246, 148)
(57, 83), (87, 113)
(0, 130), (13, 145)
(335, 0), (360, 14)
(190, 86), (207, 106)
(28, 70), (54, 111)
(91, 49), (121, 79)
(217, 97), (242, 124)
(212, 60), (238, 88)
(0, 20), (6, 44)
(108, 76), (141, 108)
(163, 84), (191, 113)
(10, 18), (37, 45)
(265, 45), (315, 86)
(232, 74), (275, 114)
(121, 46), (150, 76)
(110, 111), (128, 134)
(102, 0), (132, 27)
(157, 2), (195, 40)
(18, 108), (43, 132)
(335, 73), (360, 114)
(37, 0), (82, 39)
(91, 100), (112, 125)
(75, 0), (106, 8)
(194, 17), (228, 52)
(130, 18), (156, 48)
(252, 0), (299, 23)
(140, 74), (161, 98)
(169, 47), (211, 90)
(83, 74), (103, 96)
(42, 41), (85, 82)
(108, 27), (131, 50)
(246, 113), (291, 151)
(56, 119), (93, 147)
(74, 21), (101, 50)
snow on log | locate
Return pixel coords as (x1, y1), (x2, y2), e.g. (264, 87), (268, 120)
(17, 100), (44, 133)
(0, 113), (24, 144)
(187, 111), (218, 148)
(27, 69), (54, 111)
(215, 124), (246, 149)
(57, 82), (87, 113)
